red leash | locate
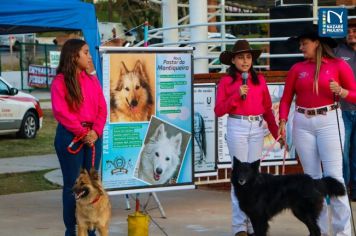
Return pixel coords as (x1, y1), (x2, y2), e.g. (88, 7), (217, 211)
(67, 130), (96, 168)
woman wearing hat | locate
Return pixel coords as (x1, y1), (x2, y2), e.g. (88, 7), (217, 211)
(278, 25), (356, 235)
(215, 40), (280, 236)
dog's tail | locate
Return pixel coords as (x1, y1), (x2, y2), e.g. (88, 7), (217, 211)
(315, 176), (345, 197)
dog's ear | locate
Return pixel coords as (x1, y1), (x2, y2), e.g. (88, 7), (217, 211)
(89, 168), (99, 181)
(233, 156), (241, 168)
(80, 167), (88, 175)
(120, 61), (129, 74)
(172, 132), (182, 153)
(152, 123), (166, 141)
(251, 159), (260, 171)
(133, 60), (149, 84)
(89, 168), (105, 195)
(116, 61), (129, 91)
(133, 60), (144, 76)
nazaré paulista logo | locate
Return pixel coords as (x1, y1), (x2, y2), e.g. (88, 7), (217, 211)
(318, 8), (347, 38)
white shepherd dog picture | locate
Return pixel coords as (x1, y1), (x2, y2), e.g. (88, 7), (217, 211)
(135, 117), (191, 185)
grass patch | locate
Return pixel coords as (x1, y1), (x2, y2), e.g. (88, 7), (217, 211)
(0, 109), (57, 158)
(0, 169), (61, 195)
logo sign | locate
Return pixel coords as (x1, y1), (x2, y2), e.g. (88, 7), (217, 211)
(318, 8), (348, 38)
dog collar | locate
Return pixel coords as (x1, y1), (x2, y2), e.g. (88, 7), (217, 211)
(90, 195), (101, 205)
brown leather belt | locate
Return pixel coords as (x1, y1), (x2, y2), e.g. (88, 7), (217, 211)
(229, 114), (263, 122)
(296, 104), (338, 116)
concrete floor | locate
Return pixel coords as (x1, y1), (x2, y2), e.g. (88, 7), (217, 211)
(0, 188), (329, 236)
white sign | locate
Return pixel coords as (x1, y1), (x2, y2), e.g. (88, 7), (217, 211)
(193, 84), (217, 175)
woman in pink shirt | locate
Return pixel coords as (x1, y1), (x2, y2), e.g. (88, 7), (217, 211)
(215, 40), (280, 236)
(51, 39), (107, 236)
(278, 26), (355, 236)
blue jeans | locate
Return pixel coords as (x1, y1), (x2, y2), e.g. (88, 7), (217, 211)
(342, 110), (356, 197)
(54, 124), (102, 236)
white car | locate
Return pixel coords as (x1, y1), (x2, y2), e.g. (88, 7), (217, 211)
(0, 77), (43, 138)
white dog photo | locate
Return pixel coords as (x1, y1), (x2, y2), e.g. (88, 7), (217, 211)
(138, 123), (183, 185)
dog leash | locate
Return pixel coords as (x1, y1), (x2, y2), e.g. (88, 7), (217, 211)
(67, 130), (96, 168)
(260, 135), (288, 175)
(260, 135), (281, 161)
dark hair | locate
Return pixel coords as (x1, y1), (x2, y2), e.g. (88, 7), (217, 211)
(227, 64), (259, 85)
(57, 38), (87, 111)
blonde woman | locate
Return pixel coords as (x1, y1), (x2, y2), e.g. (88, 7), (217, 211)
(279, 25), (356, 236)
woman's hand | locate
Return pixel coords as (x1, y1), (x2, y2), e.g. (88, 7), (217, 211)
(330, 80), (348, 98)
(239, 84), (249, 97)
(83, 130), (98, 146)
(278, 119), (286, 138)
(329, 80), (340, 94)
(278, 119), (286, 149)
(278, 138), (285, 149)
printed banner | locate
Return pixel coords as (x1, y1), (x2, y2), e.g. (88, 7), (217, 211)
(217, 115), (230, 164)
(193, 84), (217, 175)
(28, 64), (56, 88)
(101, 50), (193, 193)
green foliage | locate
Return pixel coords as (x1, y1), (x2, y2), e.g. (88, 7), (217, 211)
(94, 0), (161, 40)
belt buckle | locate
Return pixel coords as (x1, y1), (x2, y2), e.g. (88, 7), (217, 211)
(304, 109), (312, 118)
(248, 115), (254, 122)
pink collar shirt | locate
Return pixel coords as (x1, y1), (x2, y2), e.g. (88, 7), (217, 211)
(280, 57), (356, 120)
(214, 72), (278, 139)
(51, 71), (107, 136)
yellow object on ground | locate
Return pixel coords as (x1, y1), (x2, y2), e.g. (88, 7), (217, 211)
(127, 211), (150, 236)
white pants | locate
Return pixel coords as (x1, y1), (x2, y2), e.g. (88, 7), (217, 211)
(293, 109), (351, 236)
(227, 117), (264, 235)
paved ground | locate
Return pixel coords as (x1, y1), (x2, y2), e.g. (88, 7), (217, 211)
(1, 90), (355, 235)
(2, 155), (356, 236)
(0, 187), (316, 236)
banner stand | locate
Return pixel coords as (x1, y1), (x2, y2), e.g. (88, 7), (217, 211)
(126, 192), (166, 218)
(125, 193), (168, 235)
(143, 192), (167, 218)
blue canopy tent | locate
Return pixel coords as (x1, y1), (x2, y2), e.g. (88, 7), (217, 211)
(0, 0), (102, 81)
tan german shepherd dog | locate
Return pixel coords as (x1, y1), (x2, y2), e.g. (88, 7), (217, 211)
(73, 168), (111, 236)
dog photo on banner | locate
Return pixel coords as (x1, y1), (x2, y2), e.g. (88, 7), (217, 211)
(135, 116), (191, 185)
(109, 54), (155, 123)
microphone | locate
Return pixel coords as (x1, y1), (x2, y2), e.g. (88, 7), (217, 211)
(241, 72), (248, 100)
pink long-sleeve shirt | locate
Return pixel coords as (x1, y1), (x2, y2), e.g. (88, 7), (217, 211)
(214, 72), (278, 139)
(51, 71), (107, 137)
(279, 57), (356, 121)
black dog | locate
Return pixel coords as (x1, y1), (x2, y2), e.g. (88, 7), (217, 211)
(231, 157), (346, 236)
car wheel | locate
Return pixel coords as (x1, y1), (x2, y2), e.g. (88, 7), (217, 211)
(17, 111), (38, 139)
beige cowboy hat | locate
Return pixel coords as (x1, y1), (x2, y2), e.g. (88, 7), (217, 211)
(219, 40), (262, 65)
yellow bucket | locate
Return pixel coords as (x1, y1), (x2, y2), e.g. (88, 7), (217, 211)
(127, 211), (150, 236)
